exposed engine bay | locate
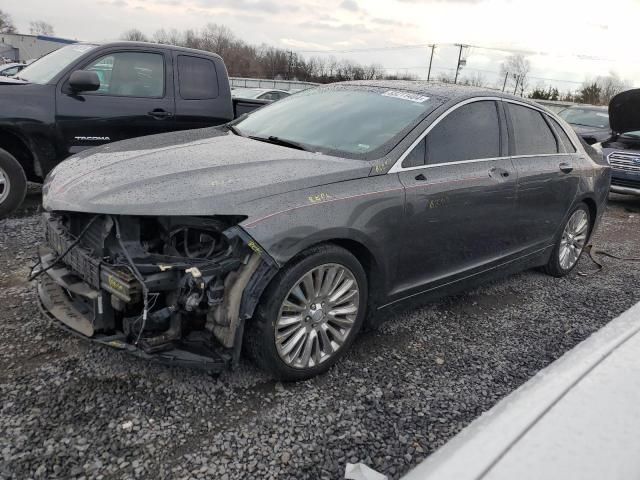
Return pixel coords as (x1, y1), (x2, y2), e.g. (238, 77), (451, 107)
(34, 212), (276, 371)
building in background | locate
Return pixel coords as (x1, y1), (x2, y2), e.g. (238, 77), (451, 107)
(0, 33), (75, 63)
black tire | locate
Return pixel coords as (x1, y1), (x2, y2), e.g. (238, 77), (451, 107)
(0, 148), (27, 219)
(542, 202), (591, 277)
(245, 244), (368, 381)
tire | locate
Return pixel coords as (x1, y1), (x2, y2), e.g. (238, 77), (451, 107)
(0, 148), (27, 219)
(245, 244), (368, 381)
(542, 203), (591, 277)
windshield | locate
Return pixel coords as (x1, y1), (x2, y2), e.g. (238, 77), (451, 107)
(559, 107), (610, 129)
(233, 86), (438, 157)
(18, 44), (97, 84)
(621, 131), (640, 139)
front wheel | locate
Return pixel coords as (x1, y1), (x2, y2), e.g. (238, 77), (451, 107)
(0, 148), (27, 219)
(543, 203), (591, 277)
(245, 244), (367, 381)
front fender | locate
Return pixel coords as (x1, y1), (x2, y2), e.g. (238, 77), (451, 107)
(239, 173), (406, 297)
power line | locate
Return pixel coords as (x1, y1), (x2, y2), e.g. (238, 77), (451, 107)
(296, 41), (617, 63)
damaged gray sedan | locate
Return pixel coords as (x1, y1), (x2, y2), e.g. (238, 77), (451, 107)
(34, 82), (610, 380)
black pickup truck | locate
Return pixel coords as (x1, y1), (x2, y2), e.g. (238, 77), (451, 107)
(0, 41), (267, 217)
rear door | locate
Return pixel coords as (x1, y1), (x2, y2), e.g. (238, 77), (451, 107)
(173, 53), (234, 130)
(56, 48), (175, 155)
(393, 99), (519, 297)
(505, 102), (580, 251)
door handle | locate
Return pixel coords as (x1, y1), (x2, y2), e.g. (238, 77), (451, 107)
(489, 167), (510, 179)
(148, 109), (173, 119)
(415, 173), (427, 181)
(559, 162), (573, 173)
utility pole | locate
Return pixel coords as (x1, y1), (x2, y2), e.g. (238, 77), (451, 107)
(502, 71), (509, 92)
(287, 50), (293, 80)
(454, 44), (467, 84)
(513, 74), (520, 95)
(427, 44), (436, 82)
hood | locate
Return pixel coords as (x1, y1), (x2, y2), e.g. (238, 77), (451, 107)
(609, 88), (640, 134)
(570, 124), (611, 145)
(0, 76), (29, 85)
(43, 128), (372, 216)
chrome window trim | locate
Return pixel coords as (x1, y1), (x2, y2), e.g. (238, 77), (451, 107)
(389, 96), (577, 174)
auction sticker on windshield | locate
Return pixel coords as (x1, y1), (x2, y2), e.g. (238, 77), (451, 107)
(382, 90), (430, 103)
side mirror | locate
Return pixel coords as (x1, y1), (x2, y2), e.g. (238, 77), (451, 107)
(68, 70), (100, 93)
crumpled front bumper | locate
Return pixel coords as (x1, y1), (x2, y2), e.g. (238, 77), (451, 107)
(36, 248), (230, 373)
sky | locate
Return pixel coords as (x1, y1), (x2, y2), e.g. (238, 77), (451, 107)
(3, 0), (639, 91)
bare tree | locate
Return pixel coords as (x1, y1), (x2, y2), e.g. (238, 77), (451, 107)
(596, 73), (631, 104)
(500, 54), (531, 95)
(29, 20), (54, 36)
(460, 72), (486, 87)
(121, 29), (148, 42)
(0, 9), (16, 33)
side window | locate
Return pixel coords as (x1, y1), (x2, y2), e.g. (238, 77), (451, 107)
(508, 104), (558, 155)
(425, 101), (501, 165)
(402, 138), (426, 168)
(259, 92), (277, 101)
(85, 52), (164, 98)
(548, 117), (576, 153)
(178, 55), (218, 100)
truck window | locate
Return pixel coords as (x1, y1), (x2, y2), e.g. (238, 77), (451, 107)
(84, 52), (165, 98)
(177, 55), (218, 100)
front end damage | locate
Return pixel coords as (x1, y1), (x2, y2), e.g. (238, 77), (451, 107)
(35, 212), (277, 372)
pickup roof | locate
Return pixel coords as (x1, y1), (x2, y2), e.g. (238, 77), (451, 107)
(0, 41), (265, 217)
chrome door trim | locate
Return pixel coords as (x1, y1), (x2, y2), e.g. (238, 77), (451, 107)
(388, 96), (579, 174)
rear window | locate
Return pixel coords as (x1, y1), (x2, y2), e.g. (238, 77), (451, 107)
(178, 55), (218, 100)
(508, 104), (558, 155)
(548, 117), (576, 153)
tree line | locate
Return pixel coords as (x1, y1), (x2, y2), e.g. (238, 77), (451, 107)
(528, 73), (631, 106)
(121, 24), (417, 83)
(0, 9), (54, 36)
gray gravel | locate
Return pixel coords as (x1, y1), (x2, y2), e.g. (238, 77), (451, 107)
(1, 192), (639, 480)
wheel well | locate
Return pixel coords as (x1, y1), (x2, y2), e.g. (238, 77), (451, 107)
(325, 238), (382, 299)
(581, 197), (598, 232)
(0, 129), (37, 181)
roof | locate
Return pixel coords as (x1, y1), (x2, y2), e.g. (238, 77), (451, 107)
(337, 80), (539, 106)
(89, 41), (224, 61)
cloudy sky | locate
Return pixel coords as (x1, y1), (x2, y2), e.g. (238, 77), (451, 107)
(4, 0), (639, 90)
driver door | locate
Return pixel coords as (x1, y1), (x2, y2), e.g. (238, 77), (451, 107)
(55, 48), (175, 156)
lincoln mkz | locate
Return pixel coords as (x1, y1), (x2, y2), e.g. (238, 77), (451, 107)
(35, 82), (611, 380)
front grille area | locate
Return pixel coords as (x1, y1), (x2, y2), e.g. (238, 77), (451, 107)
(45, 215), (101, 288)
(611, 177), (640, 189)
(609, 152), (640, 174)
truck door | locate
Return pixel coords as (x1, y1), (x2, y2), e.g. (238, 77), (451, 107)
(56, 49), (175, 156)
(173, 53), (234, 130)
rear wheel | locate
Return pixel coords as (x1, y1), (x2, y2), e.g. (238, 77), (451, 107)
(245, 244), (367, 381)
(0, 148), (27, 219)
(543, 203), (591, 277)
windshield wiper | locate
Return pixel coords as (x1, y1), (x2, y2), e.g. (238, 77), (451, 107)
(248, 135), (309, 151)
(227, 124), (244, 136)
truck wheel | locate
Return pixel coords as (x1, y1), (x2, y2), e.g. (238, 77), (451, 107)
(0, 148), (27, 219)
(245, 244), (367, 381)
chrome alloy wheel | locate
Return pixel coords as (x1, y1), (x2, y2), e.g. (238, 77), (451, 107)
(275, 263), (360, 369)
(559, 209), (589, 270)
(0, 166), (9, 205)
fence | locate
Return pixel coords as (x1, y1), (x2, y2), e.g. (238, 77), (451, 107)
(230, 77), (319, 92)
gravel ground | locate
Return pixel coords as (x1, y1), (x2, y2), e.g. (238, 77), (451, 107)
(1, 191), (639, 480)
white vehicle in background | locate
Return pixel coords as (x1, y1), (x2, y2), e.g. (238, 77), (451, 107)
(403, 301), (640, 480)
(0, 62), (26, 77)
(231, 87), (291, 102)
